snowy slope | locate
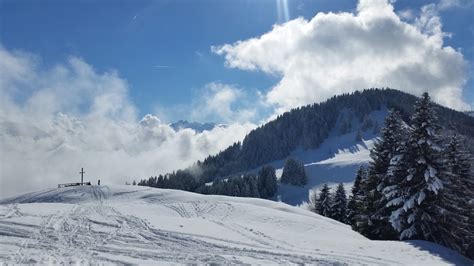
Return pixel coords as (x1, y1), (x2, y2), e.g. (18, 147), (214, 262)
(253, 108), (388, 206)
(0, 185), (471, 264)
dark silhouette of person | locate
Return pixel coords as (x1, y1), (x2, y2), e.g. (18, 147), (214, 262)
(98, 179), (101, 186)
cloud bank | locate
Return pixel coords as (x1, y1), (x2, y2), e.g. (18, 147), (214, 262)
(0, 46), (255, 197)
(213, 0), (469, 113)
(190, 82), (261, 124)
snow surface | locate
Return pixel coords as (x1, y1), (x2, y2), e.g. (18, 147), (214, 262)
(0, 185), (471, 265)
(200, 108), (386, 206)
(214, 130), (371, 206)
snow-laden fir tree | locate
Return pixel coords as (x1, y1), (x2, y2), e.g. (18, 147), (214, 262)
(437, 134), (474, 257)
(387, 92), (446, 241)
(357, 169), (379, 238)
(347, 166), (366, 229)
(316, 184), (333, 217)
(331, 183), (347, 223)
(364, 110), (404, 239)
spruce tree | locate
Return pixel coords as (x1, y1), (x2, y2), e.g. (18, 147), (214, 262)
(281, 158), (307, 186)
(298, 163), (308, 186)
(357, 168), (379, 238)
(258, 165), (278, 198)
(331, 183), (347, 223)
(365, 110), (404, 239)
(438, 135), (474, 257)
(387, 93), (446, 241)
(264, 165), (278, 197)
(347, 166), (366, 229)
(316, 184), (332, 217)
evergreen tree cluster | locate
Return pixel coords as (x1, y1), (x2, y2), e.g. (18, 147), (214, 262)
(137, 169), (199, 192)
(197, 89), (474, 184)
(348, 93), (474, 258)
(311, 183), (348, 224)
(280, 158), (308, 186)
(139, 165), (278, 199)
(139, 89), (474, 198)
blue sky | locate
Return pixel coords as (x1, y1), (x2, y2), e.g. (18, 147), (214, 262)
(1, 0), (474, 195)
(1, 0), (473, 122)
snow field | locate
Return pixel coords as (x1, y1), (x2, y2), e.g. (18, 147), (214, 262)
(0, 185), (470, 264)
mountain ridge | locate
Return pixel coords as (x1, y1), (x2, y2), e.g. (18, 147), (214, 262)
(194, 89), (474, 182)
(140, 89), (474, 205)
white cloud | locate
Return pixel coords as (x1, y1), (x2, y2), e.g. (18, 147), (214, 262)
(438, 0), (473, 10)
(191, 82), (259, 124)
(397, 8), (415, 21)
(213, 0), (469, 113)
(0, 46), (255, 197)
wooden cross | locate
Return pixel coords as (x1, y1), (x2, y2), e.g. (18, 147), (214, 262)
(79, 168), (85, 185)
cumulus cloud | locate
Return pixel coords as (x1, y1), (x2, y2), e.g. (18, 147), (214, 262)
(0, 46), (255, 197)
(190, 82), (259, 124)
(213, 0), (469, 113)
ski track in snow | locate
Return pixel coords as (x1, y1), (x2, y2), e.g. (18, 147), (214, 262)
(0, 185), (471, 265)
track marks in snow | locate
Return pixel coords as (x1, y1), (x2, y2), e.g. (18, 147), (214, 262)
(163, 201), (232, 220)
(2, 186), (470, 265)
(0, 204), (22, 219)
(0, 202), (339, 264)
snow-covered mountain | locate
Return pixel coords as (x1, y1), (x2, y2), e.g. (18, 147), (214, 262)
(0, 185), (470, 264)
(150, 89), (474, 207)
(466, 111), (474, 118)
(259, 108), (388, 206)
(170, 120), (225, 132)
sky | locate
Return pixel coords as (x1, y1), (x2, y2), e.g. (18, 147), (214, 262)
(1, 0), (473, 196)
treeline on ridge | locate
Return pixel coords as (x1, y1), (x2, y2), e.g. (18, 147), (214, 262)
(137, 89), (474, 197)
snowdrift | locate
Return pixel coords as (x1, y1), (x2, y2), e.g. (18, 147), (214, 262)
(0, 185), (471, 264)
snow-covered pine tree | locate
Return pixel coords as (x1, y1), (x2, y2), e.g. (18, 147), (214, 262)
(331, 183), (347, 223)
(316, 183), (333, 217)
(365, 110), (404, 239)
(358, 167), (379, 238)
(438, 135), (474, 257)
(347, 166), (366, 229)
(387, 92), (446, 242)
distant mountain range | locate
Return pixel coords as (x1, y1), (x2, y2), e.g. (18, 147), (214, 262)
(169, 120), (226, 133)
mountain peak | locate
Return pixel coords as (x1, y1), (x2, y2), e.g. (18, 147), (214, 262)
(170, 120), (225, 133)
